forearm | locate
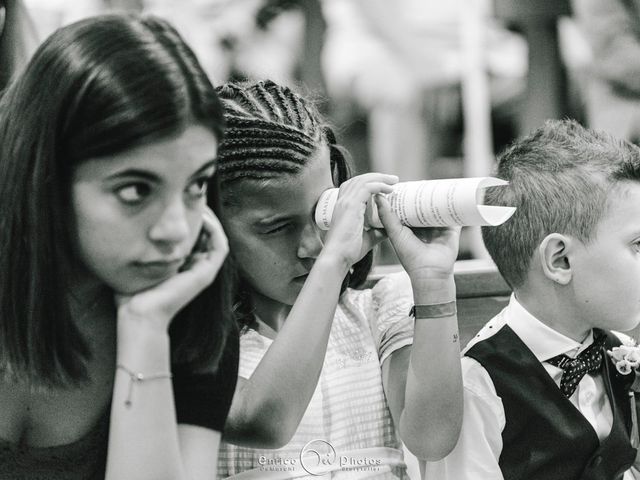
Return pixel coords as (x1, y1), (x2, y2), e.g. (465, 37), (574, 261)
(106, 323), (185, 480)
(400, 276), (463, 461)
(225, 255), (348, 447)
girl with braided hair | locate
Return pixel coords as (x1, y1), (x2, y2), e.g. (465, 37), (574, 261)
(214, 80), (463, 479)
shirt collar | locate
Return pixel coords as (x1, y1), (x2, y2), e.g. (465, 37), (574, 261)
(505, 294), (593, 362)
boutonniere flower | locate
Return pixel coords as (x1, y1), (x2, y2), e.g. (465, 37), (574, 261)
(608, 345), (640, 376)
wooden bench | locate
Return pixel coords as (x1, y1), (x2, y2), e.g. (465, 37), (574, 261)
(368, 259), (511, 346)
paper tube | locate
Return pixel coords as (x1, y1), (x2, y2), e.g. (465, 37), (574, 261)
(314, 177), (515, 230)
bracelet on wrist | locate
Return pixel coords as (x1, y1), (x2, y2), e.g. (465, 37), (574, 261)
(409, 301), (457, 319)
(116, 364), (173, 408)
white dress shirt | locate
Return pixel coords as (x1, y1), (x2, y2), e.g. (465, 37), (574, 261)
(423, 295), (640, 480)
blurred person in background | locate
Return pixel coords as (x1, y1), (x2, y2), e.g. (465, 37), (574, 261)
(143, 0), (307, 87)
(572, 0), (640, 144)
(322, 0), (527, 181)
(21, 0), (142, 40)
(0, 0), (39, 89)
(20, 0), (308, 89)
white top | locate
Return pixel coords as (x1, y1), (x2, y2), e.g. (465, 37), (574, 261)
(423, 295), (640, 480)
(217, 273), (414, 479)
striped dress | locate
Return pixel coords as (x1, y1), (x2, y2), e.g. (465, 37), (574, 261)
(217, 272), (414, 479)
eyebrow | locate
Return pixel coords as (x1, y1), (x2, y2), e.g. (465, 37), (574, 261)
(189, 159), (218, 178)
(106, 159), (218, 182)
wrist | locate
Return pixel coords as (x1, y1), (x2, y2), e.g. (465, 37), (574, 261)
(411, 275), (456, 305)
(314, 252), (352, 278)
(117, 320), (171, 371)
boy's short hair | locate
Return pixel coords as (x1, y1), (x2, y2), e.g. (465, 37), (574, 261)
(482, 119), (640, 289)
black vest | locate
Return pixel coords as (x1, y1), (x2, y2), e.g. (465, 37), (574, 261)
(466, 325), (637, 480)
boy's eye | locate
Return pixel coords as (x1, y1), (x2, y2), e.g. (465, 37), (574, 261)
(186, 177), (210, 198)
(115, 183), (151, 204)
(633, 241), (640, 253)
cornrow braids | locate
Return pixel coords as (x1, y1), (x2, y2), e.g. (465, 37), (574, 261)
(215, 80), (323, 185)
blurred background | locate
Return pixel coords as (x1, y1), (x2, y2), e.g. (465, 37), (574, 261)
(2, 0), (639, 264)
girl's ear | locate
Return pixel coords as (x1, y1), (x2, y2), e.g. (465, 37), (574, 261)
(538, 233), (572, 285)
(329, 144), (348, 187)
(323, 126), (351, 187)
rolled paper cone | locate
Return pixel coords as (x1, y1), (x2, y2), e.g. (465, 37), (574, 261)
(314, 177), (516, 230)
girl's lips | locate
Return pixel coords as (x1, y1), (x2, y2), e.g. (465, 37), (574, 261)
(134, 259), (184, 278)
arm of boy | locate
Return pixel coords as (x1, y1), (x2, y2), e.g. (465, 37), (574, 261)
(106, 208), (228, 480)
(222, 173), (397, 448)
(374, 194), (464, 461)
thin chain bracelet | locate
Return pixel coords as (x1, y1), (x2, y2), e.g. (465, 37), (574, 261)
(116, 364), (173, 408)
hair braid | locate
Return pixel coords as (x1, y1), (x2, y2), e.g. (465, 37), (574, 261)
(274, 85), (298, 128)
(215, 80), (324, 185)
(253, 81), (283, 123)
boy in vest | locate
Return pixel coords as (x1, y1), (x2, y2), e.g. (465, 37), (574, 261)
(424, 120), (640, 480)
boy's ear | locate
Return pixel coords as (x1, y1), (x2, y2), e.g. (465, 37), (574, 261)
(538, 233), (572, 285)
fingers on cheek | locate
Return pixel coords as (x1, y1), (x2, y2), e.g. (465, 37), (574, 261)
(188, 254), (221, 285)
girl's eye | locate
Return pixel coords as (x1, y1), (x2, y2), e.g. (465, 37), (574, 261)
(186, 177), (210, 198)
(115, 183), (151, 204)
(633, 240), (640, 253)
(263, 223), (290, 235)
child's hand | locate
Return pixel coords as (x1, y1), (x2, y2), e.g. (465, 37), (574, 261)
(321, 173), (398, 270)
(115, 206), (228, 331)
(375, 194), (460, 281)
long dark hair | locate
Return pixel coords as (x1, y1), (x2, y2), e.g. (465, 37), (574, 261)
(214, 80), (373, 327)
(0, 14), (233, 387)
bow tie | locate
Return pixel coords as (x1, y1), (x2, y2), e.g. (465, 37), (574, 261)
(546, 334), (606, 398)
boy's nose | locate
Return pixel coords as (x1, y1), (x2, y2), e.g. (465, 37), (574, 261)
(148, 199), (191, 247)
(297, 221), (324, 259)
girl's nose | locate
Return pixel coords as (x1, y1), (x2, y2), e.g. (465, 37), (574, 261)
(148, 198), (191, 247)
(297, 221), (324, 259)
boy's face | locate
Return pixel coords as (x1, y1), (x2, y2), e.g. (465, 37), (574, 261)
(570, 181), (640, 333)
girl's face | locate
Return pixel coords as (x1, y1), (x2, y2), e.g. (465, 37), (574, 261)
(71, 123), (219, 294)
(220, 145), (334, 307)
